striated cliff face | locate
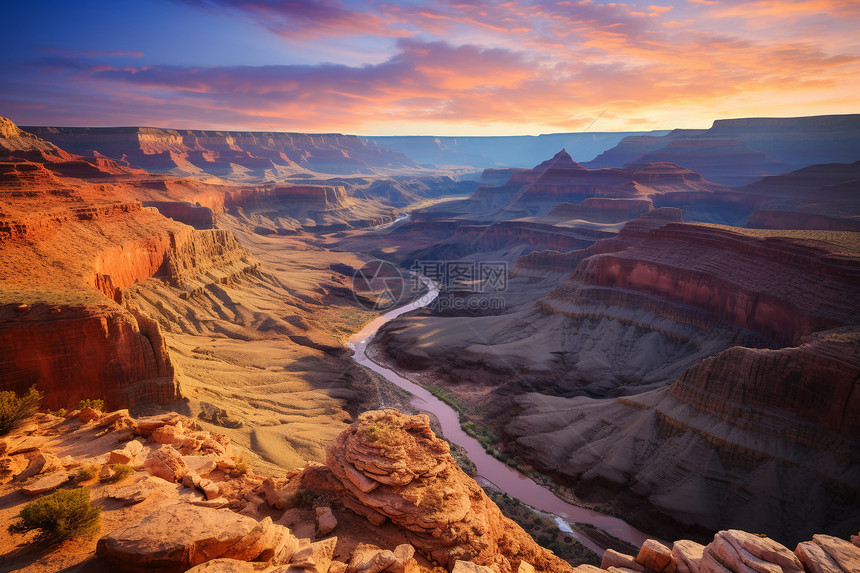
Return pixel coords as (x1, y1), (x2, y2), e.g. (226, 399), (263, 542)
(23, 125), (421, 179)
(669, 329), (860, 441)
(224, 184), (396, 232)
(500, 225), (860, 542)
(93, 226), (255, 302)
(0, 119), (263, 412)
(547, 223), (860, 346)
(0, 200), (254, 410)
(0, 303), (178, 410)
(142, 201), (216, 229)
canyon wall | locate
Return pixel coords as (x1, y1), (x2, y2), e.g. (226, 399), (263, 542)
(223, 184), (396, 232)
(142, 201), (215, 229)
(23, 126), (421, 178)
(556, 223), (859, 346)
(547, 198), (654, 223)
(507, 328), (860, 544)
(0, 303), (179, 410)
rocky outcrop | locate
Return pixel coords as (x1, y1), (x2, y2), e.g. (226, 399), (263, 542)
(96, 505), (299, 572)
(143, 201), (216, 229)
(594, 529), (860, 573)
(0, 303), (179, 410)
(1, 116), (73, 161)
(302, 410), (572, 573)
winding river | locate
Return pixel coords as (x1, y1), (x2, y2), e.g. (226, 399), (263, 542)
(347, 276), (654, 555)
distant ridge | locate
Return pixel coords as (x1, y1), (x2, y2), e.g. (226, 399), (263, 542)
(586, 113), (860, 185)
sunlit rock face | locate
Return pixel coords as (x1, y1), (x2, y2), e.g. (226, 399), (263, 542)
(23, 125), (421, 177)
(301, 410), (574, 573)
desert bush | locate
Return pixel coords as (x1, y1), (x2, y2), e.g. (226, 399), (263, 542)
(108, 464), (134, 482)
(75, 465), (99, 483)
(47, 408), (67, 418)
(229, 459), (250, 478)
(0, 386), (43, 435)
(77, 398), (104, 411)
(9, 488), (101, 541)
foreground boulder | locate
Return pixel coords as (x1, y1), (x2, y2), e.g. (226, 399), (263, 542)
(96, 503), (298, 572)
(306, 409), (572, 573)
(602, 529), (860, 573)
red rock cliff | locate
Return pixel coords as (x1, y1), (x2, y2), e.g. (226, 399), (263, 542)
(0, 303), (179, 410)
(553, 223), (859, 345)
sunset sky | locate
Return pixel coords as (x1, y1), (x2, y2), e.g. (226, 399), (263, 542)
(1, 0), (858, 135)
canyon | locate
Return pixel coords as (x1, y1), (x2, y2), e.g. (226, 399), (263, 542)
(1, 114), (859, 572)
(366, 145), (860, 545)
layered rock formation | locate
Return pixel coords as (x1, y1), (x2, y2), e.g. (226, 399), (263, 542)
(224, 184), (396, 233)
(546, 223), (859, 346)
(503, 157), (725, 217)
(502, 222), (860, 541)
(736, 161), (860, 219)
(300, 410), (573, 573)
(24, 126), (421, 179)
(0, 303), (178, 410)
(0, 117), (268, 410)
(429, 150), (729, 223)
(507, 328), (860, 544)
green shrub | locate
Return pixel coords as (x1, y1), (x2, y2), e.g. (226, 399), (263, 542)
(77, 399), (104, 412)
(9, 488), (101, 541)
(75, 465), (99, 483)
(0, 386), (43, 435)
(107, 464), (133, 483)
(47, 408), (67, 418)
(364, 423), (400, 446)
